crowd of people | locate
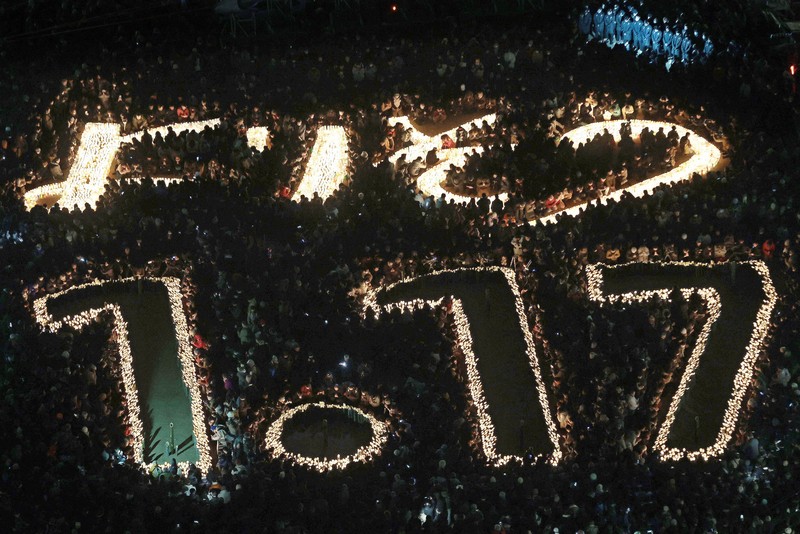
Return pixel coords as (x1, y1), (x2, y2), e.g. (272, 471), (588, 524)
(1, 1), (800, 533)
(579, 2), (714, 67)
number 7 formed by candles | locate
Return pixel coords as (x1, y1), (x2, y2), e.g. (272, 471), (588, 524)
(33, 276), (212, 474)
(586, 260), (777, 461)
(363, 266), (562, 466)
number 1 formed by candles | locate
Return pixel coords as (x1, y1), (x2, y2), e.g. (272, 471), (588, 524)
(364, 266), (561, 466)
(33, 276), (212, 474)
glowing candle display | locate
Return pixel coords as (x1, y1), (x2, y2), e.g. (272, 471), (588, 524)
(24, 119), (220, 210)
(363, 266), (562, 466)
(264, 402), (389, 471)
(586, 260), (776, 461)
(33, 276), (213, 475)
(293, 126), (350, 201)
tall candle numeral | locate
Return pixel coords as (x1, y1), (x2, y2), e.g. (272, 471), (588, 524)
(586, 261), (777, 460)
(33, 276), (212, 473)
(364, 266), (561, 465)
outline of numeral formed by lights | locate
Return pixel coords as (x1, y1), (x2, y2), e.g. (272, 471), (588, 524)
(585, 260), (777, 461)
(263, 402), (390, 472)
(33, 277), (213, 474)
(23, 119), (221, 211)
(363, 266), (562, 466)
(293, 125), (350, 201)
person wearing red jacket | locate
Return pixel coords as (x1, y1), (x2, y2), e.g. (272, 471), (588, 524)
(762, 239), (776, 259)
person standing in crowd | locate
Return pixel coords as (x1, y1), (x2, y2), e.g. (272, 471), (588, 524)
(593, 5), (606, 41)
(579, 6), (593, 38)
(651, 21), (663, 57)
(613, 5), (624, 44)
(604, 8), (616, 45)
(703, 34), (714, 58)
(620, 14), (633, 51)
(670, 23), (682, 58)
(662, 22), (674, 59)
(631, 14), (642, 50)
(641, 16), (653, 55)
(680, 28), (692, 64)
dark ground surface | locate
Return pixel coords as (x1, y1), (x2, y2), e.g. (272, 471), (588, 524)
(281, 406), (374, 460)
